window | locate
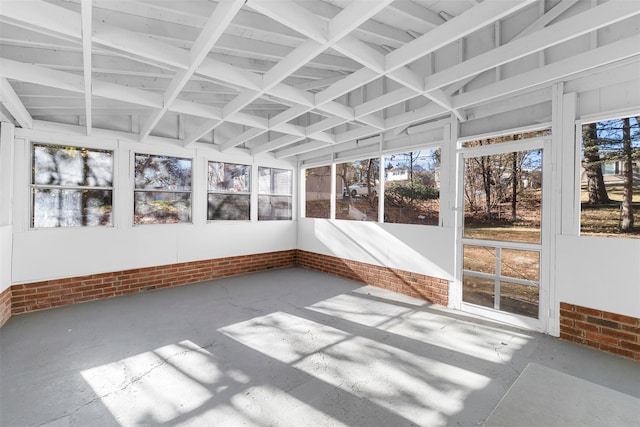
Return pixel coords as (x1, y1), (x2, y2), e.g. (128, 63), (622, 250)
(461, 129), (550, 148)
(258, 167), (292, 220)
(384, 148), (440, 225)
(580, 117), (639, 238)
(304, 166), (331, 219)
(31, 143), (113, 228)
(335, 158), (379, 221)
(134, 154), (192, 224)
(208, 162), (250, 220)
(463, 145), (543, 243)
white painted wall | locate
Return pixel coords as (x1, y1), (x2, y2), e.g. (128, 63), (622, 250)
(0, 123), (15, 293)
(556, 235), (640, 318)
(553, 82), (640, 320)
(11, 221), (296, 283)
(8, 125), (297, 284)
(0, 225), (11, 293)
(298, 218), (455, 281)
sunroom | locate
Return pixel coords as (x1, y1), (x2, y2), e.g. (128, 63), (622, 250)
(1, 1), (639, 425)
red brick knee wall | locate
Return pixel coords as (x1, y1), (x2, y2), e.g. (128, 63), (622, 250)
(8, 250), (296, 318)
(0, 287), (11, 327)
(2, 249), (448, 326)
(560, 302), (640, 361)
(296, 250), (448, 306)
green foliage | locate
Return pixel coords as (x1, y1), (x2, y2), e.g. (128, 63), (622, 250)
(385, 182), (439, 207)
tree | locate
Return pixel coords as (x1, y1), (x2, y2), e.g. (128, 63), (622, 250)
(587, 118), (639, 232)
(511, 151), (519, 221)
(364, 158), (379, 206)
(582, 123), (610, 204)
(620, 117), (634, 231)
(336, 162), (350, 200)
(478, 153), (493, 220)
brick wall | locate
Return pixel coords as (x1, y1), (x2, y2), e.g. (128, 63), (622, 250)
(560, 302), (640, 361)
(297, 250), (448, 306)
(0, 249), (449, 326)
(0, 287), (10, 327)
(9, 250), (296, 317)
(5, 251), (639, 363)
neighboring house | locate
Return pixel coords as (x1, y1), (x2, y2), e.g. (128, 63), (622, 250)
(305, 166), (334, 201)
(385, 168), (409, 182)
(580, 160), (640, 184)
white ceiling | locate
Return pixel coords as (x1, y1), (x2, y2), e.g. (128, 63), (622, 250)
(1, 0), (639, 161)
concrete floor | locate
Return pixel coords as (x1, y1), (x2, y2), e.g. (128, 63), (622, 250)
(1, 267), (638, 427)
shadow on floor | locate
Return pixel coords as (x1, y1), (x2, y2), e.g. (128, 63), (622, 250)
(1, 267), (638, 426)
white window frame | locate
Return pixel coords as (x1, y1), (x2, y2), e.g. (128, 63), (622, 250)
(381, 146), (442, 226)
(258, 166), (293, 221)
(207, 160), (251, 221)
(575, 111), (640, 239)
(133, 152), (193, 226)
(30, 141), (115, 229)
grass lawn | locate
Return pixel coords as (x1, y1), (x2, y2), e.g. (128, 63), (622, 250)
(580, 183), (640, 238)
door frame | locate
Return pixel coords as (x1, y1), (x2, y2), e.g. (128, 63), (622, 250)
(454, 136), (552, 332)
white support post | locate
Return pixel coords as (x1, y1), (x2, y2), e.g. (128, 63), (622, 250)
(0, 122), (15, 295)
(251, 162), (259, 222)
(378, 151), (385, 223)
(561, 92), (578, 235)
(0, 122), (15, 227)
(299, 163), (306, 219)
(330, 162), (336, 220)
(440, 123), (453, 228)
(450, 116), (463, 310)
(546, 82), (572, 337)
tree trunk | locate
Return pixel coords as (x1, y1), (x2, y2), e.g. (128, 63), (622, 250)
(511, 152), (518, 221)
(582, 123), (610, 204)
(366, 159), (374, 206)
(409, 152), (414, 184)
(480, 155), (492, 220)
(337, 164), (349, 200)
(620, 117), (634, 231)
(81, 148), (90, 226)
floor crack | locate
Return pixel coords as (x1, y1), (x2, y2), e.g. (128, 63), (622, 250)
(35, 342), (216, 427)
(494, 335), (521, 376)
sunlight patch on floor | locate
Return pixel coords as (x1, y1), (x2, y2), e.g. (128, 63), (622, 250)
(81, 340), (217, 425)
(219, 311), (491, 426)
(308, 291), (531, 363)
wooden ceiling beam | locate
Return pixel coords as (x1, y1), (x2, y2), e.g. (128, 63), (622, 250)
(0, 0), (82, 39)
(385, 0), (537, 73)
(80, 0), (92, 135)
(424, 0), (640, 92)
(0, 78), (33, 129)
(452, 35), (640, 109)
(328, 0), (393, 42)
(246, 0), (328, 43)
(139, 0), (244, 141)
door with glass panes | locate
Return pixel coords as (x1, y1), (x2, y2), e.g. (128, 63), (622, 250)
(458, 134), (550, 330)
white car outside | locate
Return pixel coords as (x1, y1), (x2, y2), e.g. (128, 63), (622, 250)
(343, 183), (377, 198)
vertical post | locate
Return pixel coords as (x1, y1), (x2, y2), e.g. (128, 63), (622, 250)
(0, 122), (15, 227)
(378, 151), (385, 223)
(450, 116), (463, 309)
(0, 122), (15, 295)
(298, 162), (305, 219)
(495, 247), (502, 310)
(440, 124), (453, 228)
(251, 161), (259, 222)
(189, 149), (203, 225)
(561, 93), (578, 235)
(330, 161), (336, 220)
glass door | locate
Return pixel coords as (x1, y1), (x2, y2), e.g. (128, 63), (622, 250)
(459, 135), (549, 330)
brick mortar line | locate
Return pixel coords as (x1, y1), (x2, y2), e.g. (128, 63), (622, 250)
(559, 302), (640, 361)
